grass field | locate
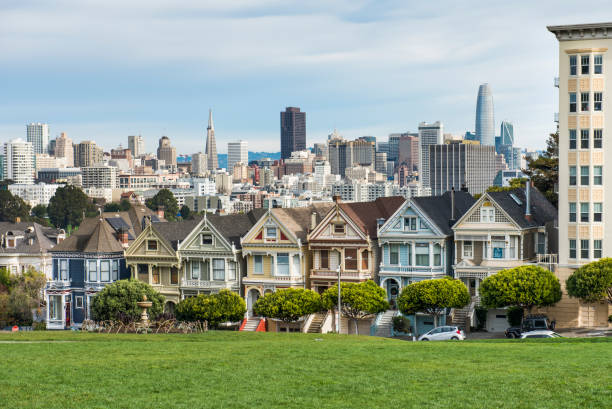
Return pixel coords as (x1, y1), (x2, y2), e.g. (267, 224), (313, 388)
(0, 331), (610, 409)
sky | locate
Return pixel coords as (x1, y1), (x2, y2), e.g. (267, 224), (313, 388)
(1, 1), (610, 154)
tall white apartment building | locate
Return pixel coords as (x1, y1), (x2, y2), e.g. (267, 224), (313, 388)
(81, 165), (118, 189)
(128, 135), (145, 157)
(27, 123), (49, 155)
(191, 153), (208, 176)
(548, 22), (612, 327)
(194, 179), (217, 196)
(227, 140), (248, 173)
(9, 183), (61, 206)
(54, 132), (74, 167)
(418, 121), (443, 189)
(4, 139), (34, 184)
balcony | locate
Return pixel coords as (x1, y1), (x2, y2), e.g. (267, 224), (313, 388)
(46, 280), (71, 289)
(242, 276), (304, 285)
(181, 279), (234, 289)
(310, 269), (370, 280)
(379, 265), (445, 275)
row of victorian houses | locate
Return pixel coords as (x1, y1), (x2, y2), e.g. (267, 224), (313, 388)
(37, 184), (567, 334)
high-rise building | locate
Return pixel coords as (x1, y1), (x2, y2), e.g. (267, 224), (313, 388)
(475, 83), (495, 146)
(3, 139), (34, 184)
(328, 136), (375, 177)
(128, 135), (144, 157)
(375, 152), (388, 174)
(548, 23), (611, 276)
(418, 121), (443, 188)
(26, 123), (49, 155)
(157, 136), (177, 167)
(499, 121), (514, 146)
(227, 140), (248, 173)
(54, 132), (74, 167)
(313, 143), (328, 159)
(398, 134), (419, 172)
(191, 153), (208, 176)
(429, 141), (496, 196)
(205, 109), (219, 170)
(81, 165), (118, 189)
(280, 107), (306, 159)
(74, 141), (103, 168)
(387, 134), (401, 162)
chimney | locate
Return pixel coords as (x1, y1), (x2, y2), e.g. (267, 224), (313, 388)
(117, 227), (129, 247)
(156, 206), (165, 219)
(332, 195), (341, 203)
(311, 212), (317, 230)
(449, 187), (456, 226)
(460, 184), (469, 193)
(525, 178), (532, 222)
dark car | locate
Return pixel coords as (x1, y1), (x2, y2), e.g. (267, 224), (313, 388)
(505, 314), (555, 338)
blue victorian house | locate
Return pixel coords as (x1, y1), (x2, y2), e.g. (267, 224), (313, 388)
(377, 190), (474, 335)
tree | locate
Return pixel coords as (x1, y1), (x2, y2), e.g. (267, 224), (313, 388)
(322, 280), (389, 334)
(0, 190), (31, 222)
(253, 288), (322, 323)
(145, 189), (178, 221)
(397, 277), (470, 327)
(0, 267), (46, 327)
(486, 178), (527, 193)
(31, 204), (47, 219)
(91, 280), (165, 323)
(480, 265), (562, 312)
(48, 185), (97, 229)
(174, 290), (246, 328)
(119, 199), (132, 211)
(180, 205), (192, 220)
(566, 258), (612, 304)
(524, 131), (558, 208)
(104, 202), (121, 212)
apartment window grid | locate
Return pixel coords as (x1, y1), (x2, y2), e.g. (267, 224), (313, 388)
(580, 129), (589, 149)
(570, 55), (577, 75)
(594, 55), (603, 74)
(569, 202), (577, 222)
(581, 92), (589, 112)
(594, 129), (603, 149)
(581, 55), (590, 74)
(569, 129), (577, 149)
(594, 92), (603, 111)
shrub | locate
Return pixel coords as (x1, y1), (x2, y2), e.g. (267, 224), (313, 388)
(566, 258), (612, 304)
(91, 280), (165, 323)
(506, 306), (524, 327)
(254, 288), (322, 323)
(392, 315), (411, 333)
(33, 321), (46, 331)
(175, 290), (246, 328)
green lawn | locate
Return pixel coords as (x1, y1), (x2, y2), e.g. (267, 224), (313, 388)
(0, 332), (610, 409)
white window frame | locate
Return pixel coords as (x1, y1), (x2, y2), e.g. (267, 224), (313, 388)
(463, 241), (473, 259)
(594, 54), (603, 74)
(389, 244), (400, 265)
(201, 234), (213, 245)
(276, 253), (290, 276)
(480, 207), (495, 223)
(111, 260), (119, 281)
(253, 255), (263, 274)
(59, 259), (69, 281)
(100, 260), (110, 282)
(403, 217), (417, 231)
(75, 296), (84, 309)
(265, 227), (277, 240)
(228, 261), (236, 280)
(88, 260), (97, 282)
(191, 261), (200, 280)
(213, 259), (225, 280)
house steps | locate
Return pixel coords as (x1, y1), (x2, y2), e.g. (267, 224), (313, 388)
(374, 310), (397, 337)
(240, 318), (261, 331)
(307, 313), (326, 333)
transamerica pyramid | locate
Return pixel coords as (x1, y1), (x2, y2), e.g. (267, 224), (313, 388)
(205, 109), (218, 170)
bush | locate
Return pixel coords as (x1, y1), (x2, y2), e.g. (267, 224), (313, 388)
(506, 306), (524, 327)
(392, 315), (411, 333)
(566, 258), (612, 304)
(475, 307), (488, 330)
(254, 288), (322, 323)
(175, 290), (246, 328)
(33, 321), (46, 331)
(0, 267), (46, 327)
(91, 280), (165, 323)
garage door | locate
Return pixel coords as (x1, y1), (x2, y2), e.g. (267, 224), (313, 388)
(487, 309), (508, 332)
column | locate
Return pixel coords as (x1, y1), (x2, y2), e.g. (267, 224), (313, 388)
(505, 234), (509, 260)
(411, 242), (415, 266)
(208, 257), (212, 281)
(148, 264), (152, 285)
(429, 242), (433, 267)
(272, 254), (277, 277)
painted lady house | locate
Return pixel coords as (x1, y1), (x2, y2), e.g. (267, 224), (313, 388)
(451, 184), (557, 332)
(376, 190), (475, 335)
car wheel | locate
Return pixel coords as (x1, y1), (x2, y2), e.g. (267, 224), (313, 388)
(421, 338), (429, 341)
(451, 336), (459, 340)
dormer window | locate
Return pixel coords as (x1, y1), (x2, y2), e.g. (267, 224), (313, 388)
(480, 206), (495, 223)
(201, 234), (213, 245)
(147, 240), (158, 251)
(333, 224), (345, 234)
(265, 227), (277, 240)
(404, 217), (417, 231)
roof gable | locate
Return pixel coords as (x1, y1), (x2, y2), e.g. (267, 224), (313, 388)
(125, 223), (177, 258)
(308, 204), (369, 242)
(241, 210), (299, 246)
(178, 216), (232, 253)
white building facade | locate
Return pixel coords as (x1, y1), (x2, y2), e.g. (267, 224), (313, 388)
(4, 138), (34, 184)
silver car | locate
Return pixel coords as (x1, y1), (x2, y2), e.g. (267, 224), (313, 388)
(520, 330), (562, 339)
(418, 326), (465, 341)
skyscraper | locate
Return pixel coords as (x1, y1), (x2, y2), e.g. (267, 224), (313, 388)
(280, 107), (306, 159)
(475, 83), (495, 146)
(26, 123), (49, 155)
(418, 121), (443, 189)
(54, 132), (74, 167)
(74, 141), (103, 167)
(205, 109), (218, 170)
(4, 138), (34, 184)
(157, 136), (177, 167)
(227, 140), (248, 173)
(128, 135), (144, 157)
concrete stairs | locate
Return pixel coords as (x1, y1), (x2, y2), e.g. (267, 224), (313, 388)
(374, 310), (397, 337)
(240, 318), (261, 331)
(307, 313), (326, 333)
(451, 308), (469, 331)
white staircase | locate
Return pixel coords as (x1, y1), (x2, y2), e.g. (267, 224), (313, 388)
(374, 310), (397, 337)
(452, 308), (469, 331)
(307, 313), (326, 333)
(242, 318), (260, 331)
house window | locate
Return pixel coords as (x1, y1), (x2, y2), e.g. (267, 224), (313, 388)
(580, 166), (589, 185)
(265, 227), (277, 240)
(569, 92), (577, 112)
(570, 55), (577, 75)
(594, 129), (603, 148)
(580, 129), (589, 149)
(147, 240), (158, 251)
(580, 240), (589, 259)
(213, 259), (225, 280)
(581, 55), (590, 74)
(320, 250), (329, 269)
(170, 268), (178, 284)
(580, 203), (589, 222)
(537, 233), (546, 255)
(389, 244), (399, 265)
(276, 254), (289, 276)
(345, 249), (357, 270)
(569, 203), (577, 222)
(59, 259), (68, 281)
(228, 261), (236, 280)
(415, 243), (429, 266)
(333, 224), (345, 234)
(594, 202), (603, 222)
(49, 295), (62, 320)
(581, 92), (589, 111)
(463, 241), (473, 258)
(594, 55), (603, 74)
(569, 240), (577, 259)
(569, 166), (577, 186)
(594, 166), (603, 185)
(100, 261), (110, 282)
(404, 217), (417, 231)
(594, 240), (603, 259)
(361, 251), (369, 270)
(253, 255), (263, 274)
(492, 237), (505, 259)
(569, 129), (577, 149)
(509, 236), (517, 258)
(191, 261), (200, 280)
(152, 267), (160, 284)
(201, 234), (213, 245)
(111, 260), (119, 281)
(75, 296), (84, 309)
(433, 244), (441, 266)
(594, 92), (603, 111)
(88, 260), (97, 282)
(292, 255), (300, 276)
(480, 207), (495, 223)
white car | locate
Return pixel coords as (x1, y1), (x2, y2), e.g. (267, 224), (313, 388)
(418, 326), (465, 341)
(520, 330), (563, 339)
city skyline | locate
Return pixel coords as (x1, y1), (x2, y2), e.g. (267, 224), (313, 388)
(1, 2), (610, 153)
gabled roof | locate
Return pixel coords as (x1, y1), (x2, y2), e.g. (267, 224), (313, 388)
(412, 191), (476, 235)
(486, 187), (557, 228)
(208, 209), (266, 249)
(0, 222), (62, 254)
(272, 203), (334, 241)
(102, 204), (163, 241)
(51, 217), (123, 254)
(151, 216), (204, 250)
(339, 197), (405, 239)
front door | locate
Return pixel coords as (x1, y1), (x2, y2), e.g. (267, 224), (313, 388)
(386, 280), (400, 308)
(247, 289), (260, 318)
(65, 301), (71, 328)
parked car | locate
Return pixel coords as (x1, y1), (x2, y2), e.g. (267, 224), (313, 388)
(520, 330), (563, 339)
(505, 314), (555, 338)
(418, 326), (465, 341)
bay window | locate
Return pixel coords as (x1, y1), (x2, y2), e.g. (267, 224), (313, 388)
(152, 267), (160, 284)
(191, 261), (200, 280)
(389, 244), (399, 265)
(345, 249), (357, 270)
(361, 251), (369, 270)
(100, 261), (110, 282)
(253, 255), (263, 274)
(228, 261), (236, 280)
(59, 259), (68, 281)
(463, 241), (473, 258)
(88, 260), (97, 281)
(276, 254), (289, 276)
(492, 237), (505, 259)
(320, 250), (329, 269)
(213, 259), (225, 280)
(433, 244), (441, 266)
(111, 260), (119, 281)
(509, 236), (517, 259)
(415, 243), (429, 266)
(292, 255), (300, 276)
